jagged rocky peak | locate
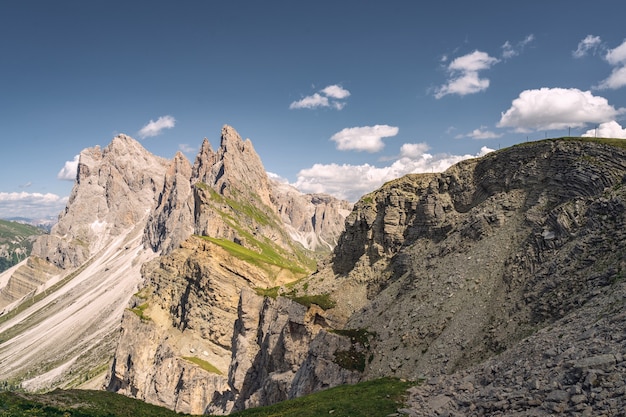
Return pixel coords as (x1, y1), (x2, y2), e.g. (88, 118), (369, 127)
(32, 134), (169, 270)
(193, 125), (273, 208)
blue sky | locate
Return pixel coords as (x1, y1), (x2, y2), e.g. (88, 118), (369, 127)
(2, 1), (626, 220)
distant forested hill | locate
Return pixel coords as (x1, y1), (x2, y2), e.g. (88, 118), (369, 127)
(0, 219), (46, 272)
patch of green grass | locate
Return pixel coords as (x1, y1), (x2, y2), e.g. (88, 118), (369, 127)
(229, 378), (415, 417)
(290, 294), (336, 310)
(128, 303), (150, 321)
(0, 378), (416, 417)
(0, 389), (196, 417)
(254, 286), (280, 299)
(199, 236), (309, 276)
(181, 357), (223, 375)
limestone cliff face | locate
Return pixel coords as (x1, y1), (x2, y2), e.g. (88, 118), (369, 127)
(209, 287), (362, 414)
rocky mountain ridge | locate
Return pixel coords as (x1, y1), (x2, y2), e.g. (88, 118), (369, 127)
(0, 126), (350, 395)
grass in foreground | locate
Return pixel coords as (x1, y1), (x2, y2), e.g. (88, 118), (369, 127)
(230, 378), (415, 417)
(0, 378), (415, 417)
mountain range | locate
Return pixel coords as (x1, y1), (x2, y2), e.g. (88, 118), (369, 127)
(1, 128), (626, 416)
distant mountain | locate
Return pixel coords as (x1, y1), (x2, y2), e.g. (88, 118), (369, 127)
(0, 219), (46, 273)
(3, 216), (57, 232)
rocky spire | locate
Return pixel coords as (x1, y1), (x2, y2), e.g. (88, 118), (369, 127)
(144, 151), (194, 253)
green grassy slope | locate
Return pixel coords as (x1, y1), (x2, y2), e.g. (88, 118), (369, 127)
(0, 378), (414, 417)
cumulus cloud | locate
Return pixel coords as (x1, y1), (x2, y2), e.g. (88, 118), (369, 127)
(435, 50), (499, 98)
(596, 39), (626, 90)
(330, 125), (399, 153)
(573, 35), (602, 58)
(0, 192), (68, 219)
(138, 115), (176, 139)
(321, 85), (351, 99)
(457, 127), (503, 140)
(57, 155), (79, 181)
(293, 146), (494, 202)
(498, 88), (624, 132)
(502, 34), (534, 59)
(582, 120), (626, 139)
(290, 84), (350, 110)
(399, 143), (430, 158)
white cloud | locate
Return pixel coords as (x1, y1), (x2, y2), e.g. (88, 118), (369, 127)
(573, 35), (602, 58)
(502, 34), (534, 59)
(321, 85), (351, 99)
(289, 93), (329, 109)
(498, 88), (624, 132)
(57, 155), (79, 181)
(293, 146), (494, 202)
(331, 125), (399, 153)
(582, 120), (626, 139)
(0, 192), (68, 219)
(458, 127), (503, 140)
(138, 115), (176, 139)
(595, 65), (626, 90)
(399, 143), (430, 158)
(435, 50), (499, 98)
(605, 39), (626, 66)
(290, 84), (350, 110)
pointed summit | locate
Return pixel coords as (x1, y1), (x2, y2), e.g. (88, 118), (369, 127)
(192, 138), (217, 182)
(193, 125), (272, 208)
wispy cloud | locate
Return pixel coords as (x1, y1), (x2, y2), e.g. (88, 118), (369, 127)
(573, 34), (602, 58)
(138, 115), (176, 139)
(57, 155), (79, 181)
(498, 87), (625, 132)
(456, 126), (502, 140)
(582, 121), (626, 139)
(178, 143), (197, 154)
(0, 192), (68, 219)
(434, 50), (499, 99)
(330, 125), (399, 153)
(290, 84), (350, 110)
(293, 146), (494, 202)
(595, 39), (626, 90)
(501, 34), (534, 59)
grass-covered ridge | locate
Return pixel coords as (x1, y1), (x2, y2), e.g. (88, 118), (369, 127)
(0, 378), (415, 417)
